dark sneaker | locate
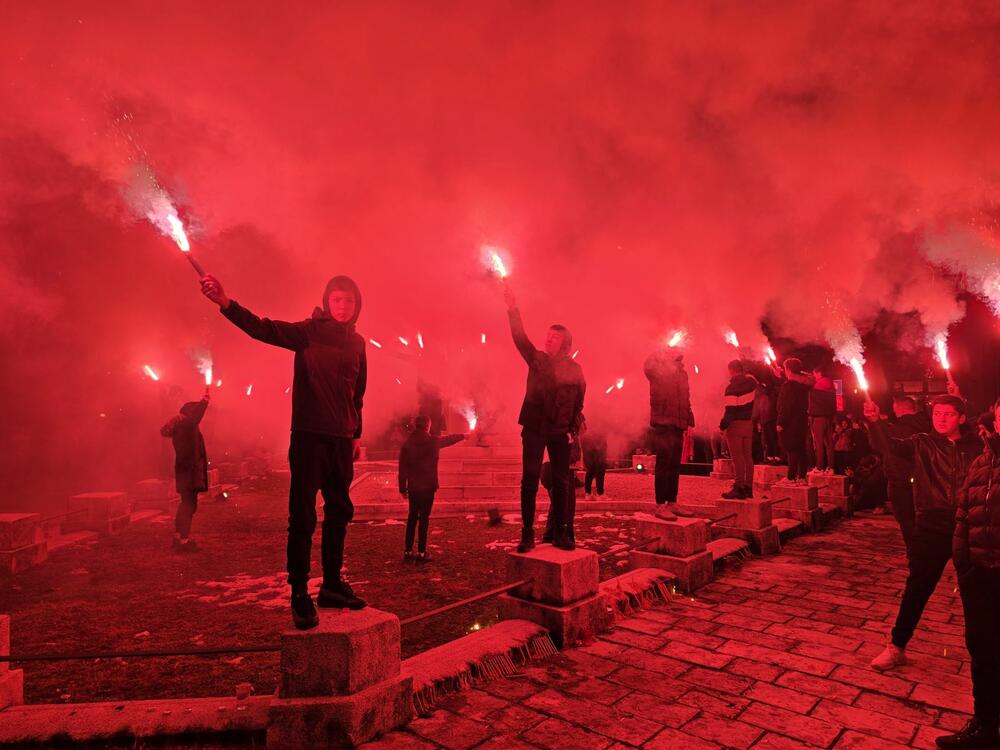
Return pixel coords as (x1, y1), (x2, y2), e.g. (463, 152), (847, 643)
(739, 486), (754, 499)
(317, 580), (367, 610)
(935, 719), (1000, 748)
(721, 486), (743, 499)
(517, 529), (535, 553)
(290, 592), (319, 630)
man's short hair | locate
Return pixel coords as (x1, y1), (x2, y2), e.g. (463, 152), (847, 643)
(728, 359), (744, 374)
(414, 415), (431, 430)
(931, 394), (966, 415)
(549, 324), (568, 334)
(892, 395), (917, 412)
(784, 357), (803, 375)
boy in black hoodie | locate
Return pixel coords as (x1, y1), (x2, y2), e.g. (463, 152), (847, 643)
(398, 416), (466, 562)
(160, 388), (210, 552)
(201, 274), (367, 630)
(504, 288), (586, 552)
(720, 360), (758, 499)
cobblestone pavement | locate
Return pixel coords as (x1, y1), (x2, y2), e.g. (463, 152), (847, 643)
(363, 514), (972, 750)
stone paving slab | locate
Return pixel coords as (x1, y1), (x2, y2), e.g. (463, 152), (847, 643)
(361, 515), (970, 750)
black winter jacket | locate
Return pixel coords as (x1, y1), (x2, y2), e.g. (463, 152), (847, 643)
(398, 431), (465, 494)
(221, 277), (366, 440)
(161, 398), (209, 493)
(644, 352), (694, 430)
(581, 432), (608, 468)
(954, 434), (1000, 570)
(776, 373), (813, 439)
(880, 412), (933, 484)
(508, 309), (586, 436)
(720, 373), (758, 430)
(807, 377), (837, 418)
(868, 421), (982, 534)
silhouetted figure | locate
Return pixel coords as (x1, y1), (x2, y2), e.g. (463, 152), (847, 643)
(160, 388), (210, 552)
(720, 360), (758, 499)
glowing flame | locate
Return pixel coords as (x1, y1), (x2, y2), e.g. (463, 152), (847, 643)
(481, 333), (487, 344)
(571, 349), (579, 359)
(398, 336), (409, 347)
(284, 386), (291, 395)
(204, 367), (213, 386)
(246, 384), (253, 396)
(215, 379), (222, 388)
(667, 329), (686, 348)
(417, 332), (424, 349)
(369, 338), (383, 349)
(196, 356), (213, 386)
(616, 378), (625, 389)
(165, 212), (190, 253)
(142, 365), (160, 382)
(766, 345), (776, 363)
(694, 364), (700, 375)
(482, 245), (510, 279)
(724, 330), (740, 347)
(935, 336), (950, 370)
(849, 358), (869, 391)
(394, 377), (402, 385)
(605, 384), (615, 394)
(460, 405), (478, 431)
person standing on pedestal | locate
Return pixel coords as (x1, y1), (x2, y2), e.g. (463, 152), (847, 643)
(200, 274), (367, 630)
(720, 360), (758, 499)
(937, 397), (1000, 749)
(776, 358), (813, 486)
(644, 350), (695, 517)
(160, 388), (210, 552)
(504, 288), (586, 553)
(808, 364), (837, 475)
(865, 395), (981, 672)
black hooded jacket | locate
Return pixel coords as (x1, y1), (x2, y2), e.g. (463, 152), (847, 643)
(221, 276), (367, 439)
(160, 398), (209, 493)
(398, 431), (465, 494)
(508, 308), (586, 436)
(868, 420), (982, 534)
(644, 351), (694, 431)
(880, 411), (933, 483)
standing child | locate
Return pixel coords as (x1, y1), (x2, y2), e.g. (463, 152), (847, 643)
(398, 416), (466, 562)
(160, 387), (210, 552)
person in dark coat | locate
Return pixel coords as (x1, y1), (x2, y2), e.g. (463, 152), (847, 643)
(644, 350), (694, 514)
(865, 394), (982, 673)
(878, 396), (933, 556)
(808, 365), (838, 474)
(776, 358), (814, 484)
(201, 273), (367, 630)
(581, 426), (608, 497)
(938, 398), (1000, 749)
(720, 360), (758, 499)
(160, 388), (210, 551)
(398, 416), (465, 562)
(504, 288), (586, 552)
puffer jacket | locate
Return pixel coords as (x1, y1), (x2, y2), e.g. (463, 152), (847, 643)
(869, 421), (982, 534)
(954, 434), (1000, 570)
(644, 351), (694, 430)
(508, 309), (586, 436)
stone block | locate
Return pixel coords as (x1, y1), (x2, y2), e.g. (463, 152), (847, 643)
(711, 458), (735, 480)
(0, 514), (41, 551)
(498, 592), (610, 648)
(717, 498), (773, 529)
(824, 494), (852, 515)
(710, 524), (781, 555)
(68, 492), (129, 522)
(773, 507), (824, 533)
(279, 609), (401, 699)
(131, 479), (176, 502)
(0, 669), (23, 711)
(628, 549), (714, 593)
(636, 516), (709, 557)
(767, 483), (819, 510)
(809, 473), (849, 496)
(508, 547), (599, 606)
(753, 464), (787, 486)
(207, 468), (220, 487)
(268, 674), (412, 749)
(0, 542), (48, 577)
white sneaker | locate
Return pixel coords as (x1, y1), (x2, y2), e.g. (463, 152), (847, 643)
(870, 644), (906, 671)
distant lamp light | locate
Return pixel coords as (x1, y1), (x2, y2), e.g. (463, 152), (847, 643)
(636, 463), (645, 473)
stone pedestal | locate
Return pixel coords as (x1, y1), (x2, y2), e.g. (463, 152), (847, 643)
(498, 547), (608, 647)
(267, 609), (412, 748)
(710, 458), (735, 481)
(131, 479), (179, 513)
(207, 468), (221, 487)
(628, 549), (713, 593)
(636, 516), (709, 557)
(714, 499), (780, 555)
(0, 515), (47, 578)
(752, 464), (787, 494)
(773, 507), (824, 532)
(0, 615), (23, 711)
(67, 493), (131, 535)
(767, 484), (819, 511)
(823, 494), (853, 515)
(809, 473), (849, 496)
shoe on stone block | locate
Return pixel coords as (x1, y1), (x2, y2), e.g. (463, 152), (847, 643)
(935, 718), (1000, 748)
(655, 504), (678, 521)
(290, 592), (319, 630)
(517, 529), (535, 553)
(740, 486), (754, 499)
(870, 644), (907, 671)
(721, 486), (743, 499)
(317, 580), (367, 610)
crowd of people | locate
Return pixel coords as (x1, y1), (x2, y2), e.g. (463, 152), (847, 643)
(181, 274), (996, 748)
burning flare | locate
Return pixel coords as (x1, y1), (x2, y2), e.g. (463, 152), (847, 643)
(398, 336), (409, 347)
(480, 333), (487, 344)
(667, 329), (686, 348)
(934, 336), (950, 370)
(142, 365), (160, 382)
(460, 405), (478, 431)
(849, 358), (870, 392)
(369, 338), (383, 349)
(417, 332), (424, 349)
(724, 330), (740, 348)
(246, 384), (253, 396)
(482, 245), (510, 279)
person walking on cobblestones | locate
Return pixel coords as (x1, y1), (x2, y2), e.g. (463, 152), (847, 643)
(865, 394), (981, 672)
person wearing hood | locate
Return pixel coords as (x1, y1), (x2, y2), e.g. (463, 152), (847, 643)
(644, 349), (695, 516)
(776, 358), (814, 486)
(879, 395), (933, 556)
(504, 288), (586, 552)
(398, 415), (466, 562)
(938, 397), (1000, 749)
(201, 274), (367, 630)
(719, 360), (758, 499)
(864, 394), (982, 673)
(160, 387), (210, 552)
